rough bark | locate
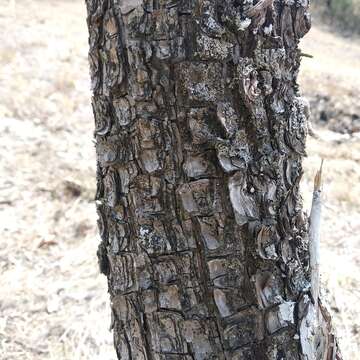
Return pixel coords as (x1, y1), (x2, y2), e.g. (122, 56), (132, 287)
(85, 0), (340, 358)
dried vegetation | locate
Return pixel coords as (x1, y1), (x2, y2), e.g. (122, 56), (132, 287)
(0, 0), (359, 359)
(314, 0), (360, 35)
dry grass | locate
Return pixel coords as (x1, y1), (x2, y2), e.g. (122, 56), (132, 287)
(314, 0), (360, 34)
(0, 1), (359, 359)
(0, 1), (114, 359)
(299, 21), (360, 358)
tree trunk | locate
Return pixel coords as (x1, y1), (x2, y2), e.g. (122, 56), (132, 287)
(85, 0), (340, 358)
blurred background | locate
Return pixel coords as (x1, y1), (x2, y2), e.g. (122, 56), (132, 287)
(0, 0), (359, 359)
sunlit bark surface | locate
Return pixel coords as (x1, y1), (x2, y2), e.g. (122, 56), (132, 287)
(85, 0), (340, 358)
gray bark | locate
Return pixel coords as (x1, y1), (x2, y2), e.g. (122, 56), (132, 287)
(85, 0), (341, 358)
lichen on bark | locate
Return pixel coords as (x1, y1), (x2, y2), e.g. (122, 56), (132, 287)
(85, 0), (340, 358)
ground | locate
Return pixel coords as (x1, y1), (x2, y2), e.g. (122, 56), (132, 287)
(0, 1), (359, 359)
